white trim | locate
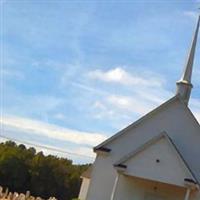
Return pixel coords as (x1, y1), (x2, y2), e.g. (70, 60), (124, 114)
(184, 188), (191, 200)
(110, 173), (120, 200)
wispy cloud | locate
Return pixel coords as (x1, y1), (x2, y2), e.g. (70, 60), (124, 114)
(190, 98), (200, 122)
(91, 93), (160, 124)
(88, 67), (164, 87)
(183, 11), (199, 19)
(107, 94), (155, 115)
(87, 67), (172, 118)
(60, 66), (171, 131)
(1, 68), (24, 80)
(1, 115), (107, 146)
(53, 113), (67, 121)
(70, 81), (107, 96)
(2, 91), (65, 120)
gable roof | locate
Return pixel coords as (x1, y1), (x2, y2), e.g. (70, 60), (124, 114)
(94, 95), (177, 151)
(94, 95), (200, 152)
(114, 132), (199, 186)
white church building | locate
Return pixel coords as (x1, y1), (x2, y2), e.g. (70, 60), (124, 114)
(79, 15), (200, 200)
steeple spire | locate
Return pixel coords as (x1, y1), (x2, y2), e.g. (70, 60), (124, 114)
(176, 15), (200, 105)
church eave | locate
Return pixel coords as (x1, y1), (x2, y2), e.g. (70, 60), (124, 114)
(93, 146), (111, 153)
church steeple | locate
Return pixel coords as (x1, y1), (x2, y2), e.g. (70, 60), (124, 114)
(176, 15), (200, 105)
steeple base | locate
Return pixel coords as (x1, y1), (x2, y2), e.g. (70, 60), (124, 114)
(176, 81), (193, 105)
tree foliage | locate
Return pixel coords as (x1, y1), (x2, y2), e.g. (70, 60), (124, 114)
(0, 141), (89, 200)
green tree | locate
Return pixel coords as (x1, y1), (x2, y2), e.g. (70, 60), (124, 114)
(0, 141), (89, 200)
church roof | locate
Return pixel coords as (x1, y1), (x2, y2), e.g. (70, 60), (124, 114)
(95, 95), (175, 151)
(94, 95), (200, 152)
(114, 132), (199, 186)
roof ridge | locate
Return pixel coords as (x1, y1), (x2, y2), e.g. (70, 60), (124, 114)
(94, 95), (179, 150)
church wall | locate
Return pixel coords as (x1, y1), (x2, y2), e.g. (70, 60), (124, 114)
(86, 154), (117, 200)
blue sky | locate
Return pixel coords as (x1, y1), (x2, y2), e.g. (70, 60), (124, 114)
(1, 0), (200, 163)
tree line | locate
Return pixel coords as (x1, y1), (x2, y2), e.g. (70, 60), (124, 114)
(0, 141), (90, 200)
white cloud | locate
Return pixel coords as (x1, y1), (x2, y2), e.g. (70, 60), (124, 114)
(92, 101), (116, 119)
(88, 67), (164, 87)
(71, 81), (107, 96)
(193, 70), (200, 85)
(0, 115), (107, 146)
(3, 93), (65, 120)
(92, 94), (200, 131)
(91, 94), (159, 130)
(137, 88), (172, 105)
(53, 113), (67, 121)
(190, 98), (200, 122)
(1, 68), (24, 80)
(107, 95), (155, 115)
(87, 67), (172, 118)
(83, 67), (173, 128)
(86, 65), (198, 128)
(92, 94), (158, 121)
(183, 11), (199, 19)
(92, 99), (133, 130)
